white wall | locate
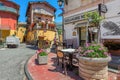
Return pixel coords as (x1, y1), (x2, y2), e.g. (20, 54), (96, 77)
(105, 0), (120, 18)
(64, 23), (77, 39)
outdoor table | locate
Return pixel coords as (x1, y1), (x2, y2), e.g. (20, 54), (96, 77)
(61, 48), (76, 70)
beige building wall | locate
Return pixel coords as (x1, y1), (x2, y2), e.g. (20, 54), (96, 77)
(64, 0), (112, 47)
(64, 0), (111, 17)
(64, 0), (81, 12)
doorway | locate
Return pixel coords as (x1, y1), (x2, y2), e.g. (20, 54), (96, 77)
(79, 27), (86, 46)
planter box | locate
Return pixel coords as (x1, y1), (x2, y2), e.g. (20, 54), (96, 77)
(78, 56), (111, 80)
(38, 55), (48, 64)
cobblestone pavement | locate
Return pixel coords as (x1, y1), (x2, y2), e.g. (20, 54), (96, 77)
(0, 44), (36, 80)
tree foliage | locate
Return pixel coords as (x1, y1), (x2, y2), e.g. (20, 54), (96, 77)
(84, 11), (104, 43)
(58, 29), (62, 35)
(84, 11), (103, 27)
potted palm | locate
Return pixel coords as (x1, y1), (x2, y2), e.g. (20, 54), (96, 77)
(77, 43), (111, 80)
(36, 49), (48, 64)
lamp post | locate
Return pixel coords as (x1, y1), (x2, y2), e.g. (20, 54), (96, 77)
(57, 0), (64, 42)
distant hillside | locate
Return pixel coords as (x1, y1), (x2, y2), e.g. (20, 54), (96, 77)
(55, 22), (62, 29)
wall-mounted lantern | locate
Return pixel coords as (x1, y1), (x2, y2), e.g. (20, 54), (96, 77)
(98, 3), (107, 16)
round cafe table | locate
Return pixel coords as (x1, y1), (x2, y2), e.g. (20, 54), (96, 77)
(61, 48), (76, 70)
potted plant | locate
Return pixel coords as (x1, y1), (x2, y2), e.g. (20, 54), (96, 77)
(36, 49), (48, 64)
(84, 11), (103, 43)
(77, 43), (111, 80)
(38, 22), (43, 27)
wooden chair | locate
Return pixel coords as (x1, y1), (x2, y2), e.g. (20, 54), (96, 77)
(72, 48), (80, 67)
(57, 50), (68, 75)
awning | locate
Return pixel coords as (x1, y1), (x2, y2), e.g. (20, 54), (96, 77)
(74, 22), (87, 29)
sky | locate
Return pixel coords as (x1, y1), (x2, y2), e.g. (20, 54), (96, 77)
(9, 0), (62, 23)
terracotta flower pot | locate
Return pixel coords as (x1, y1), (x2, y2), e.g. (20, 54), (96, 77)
(78, 56), (111, 80)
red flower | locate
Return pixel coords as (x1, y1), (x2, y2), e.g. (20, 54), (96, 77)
(36, 49), (44, 54)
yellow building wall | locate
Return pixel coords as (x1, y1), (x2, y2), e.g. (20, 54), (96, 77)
(37, 30), (56, 41)
(26, 31), (35, 43)
(17, 27), (26, 42)
(1, 30), (10, 41)
(26, 30), (56, 43)
(59, 35), (63, 42)
(10, 30), (17, 36)
(1, 30), (16, 41)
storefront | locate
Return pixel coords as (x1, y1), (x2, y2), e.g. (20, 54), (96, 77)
(64, 9), (98, 47)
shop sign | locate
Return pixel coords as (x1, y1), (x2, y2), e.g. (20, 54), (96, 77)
(64, 13), (85, 24)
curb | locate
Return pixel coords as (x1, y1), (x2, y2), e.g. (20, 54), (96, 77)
(108, 68), (120, 73)
(24, 55), (33, 80)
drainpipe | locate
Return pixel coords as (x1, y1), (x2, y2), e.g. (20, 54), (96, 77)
(62, 13), (64, 42)
(86, 20), (89, 44)
(0, 16), (1, 39)
(31, 9), (33, 24)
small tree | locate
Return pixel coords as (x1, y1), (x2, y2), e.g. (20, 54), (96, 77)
(84, 11), (103, 43)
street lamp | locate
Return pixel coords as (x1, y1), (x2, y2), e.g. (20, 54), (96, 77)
(57, 0), (63, 7)
(57, 0), (64, 42)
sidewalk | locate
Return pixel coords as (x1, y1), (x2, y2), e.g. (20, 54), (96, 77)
(25, 52), (119, 80)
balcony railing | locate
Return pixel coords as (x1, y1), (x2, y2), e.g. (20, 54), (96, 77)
(34, 9), (53, 16)
(0, 25), (11, 30)
(0, 6), (17, 14)
(33, 25), (56, 31)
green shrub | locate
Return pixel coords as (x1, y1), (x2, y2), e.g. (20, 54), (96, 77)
(39, 52), (47, 56)
(78, 43), (109, 58)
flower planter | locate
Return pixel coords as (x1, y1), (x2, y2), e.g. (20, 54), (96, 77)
(38, 55), (48, 64)
(109, 50), (120, 56)
(78, 56), (111, 80)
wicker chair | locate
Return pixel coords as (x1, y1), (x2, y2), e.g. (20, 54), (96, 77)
(57, 50), (68, 75)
